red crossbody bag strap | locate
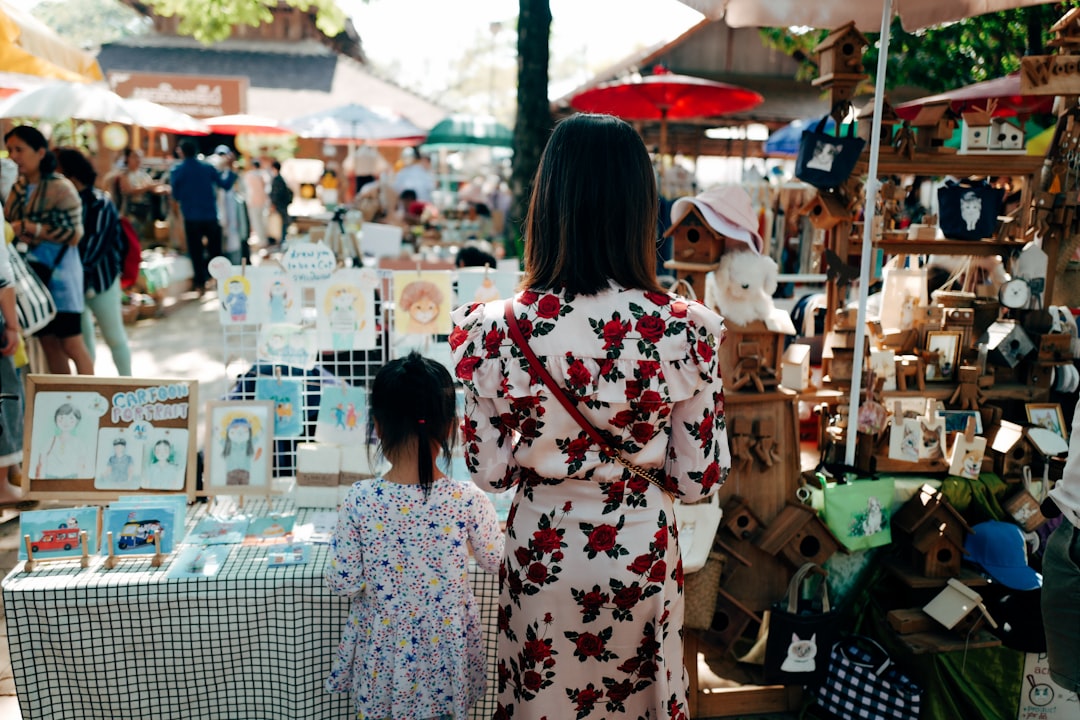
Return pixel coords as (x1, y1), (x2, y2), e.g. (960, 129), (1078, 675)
(503, 300), (609, 449)
(503, 300), (672, 497)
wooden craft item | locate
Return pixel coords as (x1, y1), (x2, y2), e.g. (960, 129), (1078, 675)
(729, 416), (755, 473)
(103, 529), (165, 569)
(948, 417), (987, 480)
(751, 418), (780, 468)
(948, 366), (986, 411)
(721, 495), (764, 541)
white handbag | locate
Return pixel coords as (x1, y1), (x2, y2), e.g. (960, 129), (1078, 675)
(676, 492), (722, 574)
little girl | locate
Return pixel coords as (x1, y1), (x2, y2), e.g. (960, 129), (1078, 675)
(325, 351), (503, 720)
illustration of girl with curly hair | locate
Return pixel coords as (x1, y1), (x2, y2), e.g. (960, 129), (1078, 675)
(398, 279), (445, 335)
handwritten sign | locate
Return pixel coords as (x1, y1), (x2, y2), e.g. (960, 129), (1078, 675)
(1018, 652), (1079, 720)
(281, 242), (337, 285)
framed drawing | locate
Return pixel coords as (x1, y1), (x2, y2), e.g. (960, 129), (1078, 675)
(924, 331), (962, 382)
(102, 503), (180, 556)
(1026, 403), (1068, 441)
(203, 401), (274, 497)
(23, 375), (198, 502)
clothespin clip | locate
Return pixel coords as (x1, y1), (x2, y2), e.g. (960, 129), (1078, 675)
(274, 365), (282, 385)
(483, 262), (490, 277)
(964, 416), (976, 444)
(241, 258), (247, 276)
(416, 259), (422, 277)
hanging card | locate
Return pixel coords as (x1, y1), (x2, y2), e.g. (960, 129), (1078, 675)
(456, 268), (518, 305)
(393, 271), (453, 336)
(257, 323), (317, 369)
(255, 376), (304, 437)
(315, 385), (368, 445)
(217, 273), (255, 325)
(315, 268), (377, 351)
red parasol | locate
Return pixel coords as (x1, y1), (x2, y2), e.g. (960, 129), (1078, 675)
(203, 114), (293, 136)
(569, 67), (763, 157)
(894, 73), (1053, 121)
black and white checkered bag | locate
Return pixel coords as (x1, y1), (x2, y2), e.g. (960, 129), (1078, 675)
(815, 635), (922, 720)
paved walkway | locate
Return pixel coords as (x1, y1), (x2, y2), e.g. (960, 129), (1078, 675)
(0, 289), (228, 718)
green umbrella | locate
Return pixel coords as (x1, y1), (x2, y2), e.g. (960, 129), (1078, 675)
(421, 114), (513, 150)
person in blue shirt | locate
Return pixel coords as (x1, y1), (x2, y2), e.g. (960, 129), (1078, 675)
(169, 139), (236, 295)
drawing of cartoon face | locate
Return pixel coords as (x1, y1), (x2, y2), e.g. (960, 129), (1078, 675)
(267, 332), (287, 351)
(228, 421), (251, 443)
(56, 408), (79, 432)
(154, 440), (171, 462)
(409, 297), (439, 326)
(806, 141), (841, 171)
(270, 280), (285, 298)
(228, 280), (243, 295)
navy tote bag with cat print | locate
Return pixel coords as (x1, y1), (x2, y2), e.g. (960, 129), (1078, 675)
(763, 562), (841, 686)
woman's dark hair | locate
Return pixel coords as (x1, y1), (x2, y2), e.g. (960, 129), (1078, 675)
(368, 351), (456, 500)
(456, 245), (498, 269)
(54, 146), (97, 187)
(519, 113), (663, 296)
(4, 125), (57, 175)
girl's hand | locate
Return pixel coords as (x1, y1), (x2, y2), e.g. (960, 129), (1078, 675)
(0, 327), (18, 356)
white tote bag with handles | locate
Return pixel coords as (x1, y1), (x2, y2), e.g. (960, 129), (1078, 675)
(676, 492), (722, 574)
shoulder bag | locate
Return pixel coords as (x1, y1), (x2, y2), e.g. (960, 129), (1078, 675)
(502, 300), (673, 499)
(816, 634), (922, 720)
(9, 245), (57, 336)
(795, 115), (865, 190)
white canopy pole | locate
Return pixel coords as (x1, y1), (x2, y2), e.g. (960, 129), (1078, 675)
(844, 0), (894, 467)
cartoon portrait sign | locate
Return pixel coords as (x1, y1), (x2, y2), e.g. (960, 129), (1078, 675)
(315, 268), (377, 352)
(23, 376), (198, 501)
(203, 401), (274, 497)
(393, 271), (452, 336)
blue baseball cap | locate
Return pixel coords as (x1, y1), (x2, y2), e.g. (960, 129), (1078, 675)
(964, 521), (1042, 591)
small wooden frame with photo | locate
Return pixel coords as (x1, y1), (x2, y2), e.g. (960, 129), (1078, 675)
(1026, 403), (1068, 441)
(202, 400), (276, 499)
(23, 530), (90, 571)
(923, 330), (962, 383)
(103, 528), (165, 569)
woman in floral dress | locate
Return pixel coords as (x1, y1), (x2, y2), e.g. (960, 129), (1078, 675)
(450, 113), (730, 719)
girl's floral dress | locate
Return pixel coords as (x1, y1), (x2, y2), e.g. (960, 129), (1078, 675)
(449, 285), (730, 720)
(325, 477), (504, 720)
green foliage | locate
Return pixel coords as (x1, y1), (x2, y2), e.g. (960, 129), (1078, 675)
(32, 0), (149, 48)
(760, 4), (1078, 94)
(140, 0), (345, 45)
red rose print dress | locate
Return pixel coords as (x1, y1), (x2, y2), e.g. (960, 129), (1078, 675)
(449, 285), (730, 720)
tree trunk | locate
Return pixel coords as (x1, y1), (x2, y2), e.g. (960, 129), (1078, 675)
(508, 0), (553, 258)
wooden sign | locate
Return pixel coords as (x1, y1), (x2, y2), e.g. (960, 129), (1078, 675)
(23, 375), (198, 502)
(1020, 55), (1080, 96)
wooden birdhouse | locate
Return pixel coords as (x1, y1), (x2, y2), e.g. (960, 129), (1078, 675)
(923, 578), (997, 636)
(911, 101), (959, 152)
(1048, 8), (1080, 54)
(799, 191), (851, 230)
(979, 320), (1035, 369)
(892, 483), (974, 578)
(721, 495), (765, 541)
(812, 21), (870, 87)
(705, 587), (763, 655)
(990, 117), (1024, 150)
(985, 419), (1036, 482)
(756, 501), (843, 569)
(663, 204), (724, 295)
(781, 343), (812, 391)
(857, 96), (901, 146)
(960, 105), (995, 152)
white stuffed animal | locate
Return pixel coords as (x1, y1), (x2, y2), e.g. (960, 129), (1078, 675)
(705, 251), (778, 326)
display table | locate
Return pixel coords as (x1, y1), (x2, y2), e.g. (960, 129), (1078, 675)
(2, 499), (499, 720)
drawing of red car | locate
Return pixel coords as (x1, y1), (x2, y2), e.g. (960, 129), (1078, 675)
(31, 527), (81, 553)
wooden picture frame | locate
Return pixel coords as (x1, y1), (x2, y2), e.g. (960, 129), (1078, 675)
(203, 400), (275, 497)
(1026, 403), (1068, 441)
(924, 330), (962, 382)
(23, 375), (198, 502)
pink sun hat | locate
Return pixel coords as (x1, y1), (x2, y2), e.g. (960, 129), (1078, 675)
(670, 186), (763, 254)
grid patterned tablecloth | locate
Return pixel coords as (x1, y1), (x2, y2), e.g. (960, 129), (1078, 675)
(2, 499), (499, 720)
